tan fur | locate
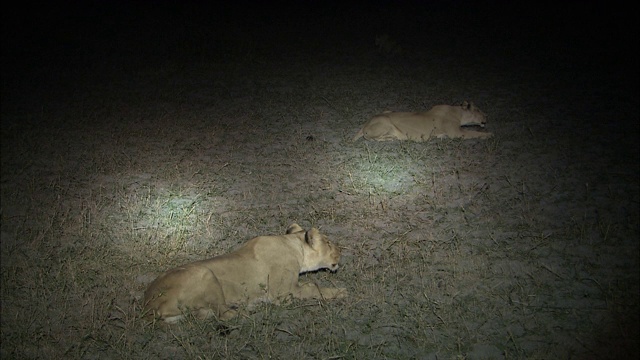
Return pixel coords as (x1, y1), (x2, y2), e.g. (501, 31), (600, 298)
(142, 224), (346, 323)
(353, 101), (492, 142)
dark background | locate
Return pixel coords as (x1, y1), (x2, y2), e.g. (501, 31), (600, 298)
(3, 1), (637, 117)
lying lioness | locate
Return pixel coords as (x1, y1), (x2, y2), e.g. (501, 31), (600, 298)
(143, 224), (346, 323)
(353, 101), (492, 141)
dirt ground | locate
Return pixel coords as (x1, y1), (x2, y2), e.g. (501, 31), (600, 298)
(2, 2), (638, 359)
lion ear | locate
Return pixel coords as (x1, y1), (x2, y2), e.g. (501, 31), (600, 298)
(305, 228), (322, 248)
(286, 223), (304, 234)
(462, 100), (470, 108)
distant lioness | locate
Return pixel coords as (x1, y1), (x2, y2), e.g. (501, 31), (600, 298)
(375, 34), (402, 55)
(143, 224), (346, 323)
(353, 101), (492, 142)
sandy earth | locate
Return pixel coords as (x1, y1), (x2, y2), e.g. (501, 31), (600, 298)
(1, 2), (638, 359)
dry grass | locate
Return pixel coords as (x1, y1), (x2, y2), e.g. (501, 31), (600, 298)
(2, 4), (638, 359)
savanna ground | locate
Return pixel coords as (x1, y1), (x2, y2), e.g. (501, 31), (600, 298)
(2, 2), (638, 359)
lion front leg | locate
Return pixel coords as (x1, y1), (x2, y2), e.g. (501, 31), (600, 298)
(293, 282), (347, 300)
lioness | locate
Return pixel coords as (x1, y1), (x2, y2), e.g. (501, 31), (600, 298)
(375, 34), (402, 55)
(143, 224), (346, 323)
(353, 101), (492, 142)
